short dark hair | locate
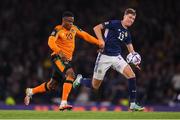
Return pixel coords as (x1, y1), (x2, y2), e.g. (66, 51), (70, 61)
(124, 8), (136, 16)
(62, 11), (74, 18)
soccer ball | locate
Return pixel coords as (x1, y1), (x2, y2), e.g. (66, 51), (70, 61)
(126, 52), (141, 65)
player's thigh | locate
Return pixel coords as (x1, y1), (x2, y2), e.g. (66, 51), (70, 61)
(112, 55), (128, 74)
(65, 67), (76, 81)
(51, 55), (65, 73)
(48, 71), (64, 90)
(51, 54), (72, 79)
(93, 54), (112, 83)
(112, 55), (135, 78)
(122, 65), (135, 78)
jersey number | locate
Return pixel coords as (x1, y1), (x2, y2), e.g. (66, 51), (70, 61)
(118, 32), (124, 41)
(66, 33), (73, 40)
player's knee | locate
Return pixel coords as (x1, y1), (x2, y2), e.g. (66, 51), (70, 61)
(123, 65), (136, 78)
(47, 79), (58, 91)
(126, 72), (136, 79)
(92, 83), (99, 90)
(66, 68), (75, 80)
(92, 80), (101, 90)
(128, 71), (136, 78)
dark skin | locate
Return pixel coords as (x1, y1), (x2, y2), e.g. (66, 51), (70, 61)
(57, 16), (74, 61)
(59, 16), (75, 82)
(60, 16), (104, 59)
(62, 17), (74, 30)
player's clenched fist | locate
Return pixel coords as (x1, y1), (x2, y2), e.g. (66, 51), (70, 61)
(57, 51), (68, 62)
(98, 40), (105, 49)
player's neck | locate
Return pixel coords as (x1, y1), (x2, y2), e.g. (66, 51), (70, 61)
(121, 20), (128, 29)
(62, 24), (71, 30)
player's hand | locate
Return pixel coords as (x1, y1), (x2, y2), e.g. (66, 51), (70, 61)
(97, 40), (105, 53)
(126, 52), (141, 70)
(98, 40), (105, 49)
(97, 48), (104, 53)
(57, 51), (68, 62)
(135, 64), (141, 70)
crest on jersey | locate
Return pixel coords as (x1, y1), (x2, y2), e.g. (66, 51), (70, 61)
(70, 28), (75, 33)
(125, 32), (128, 37)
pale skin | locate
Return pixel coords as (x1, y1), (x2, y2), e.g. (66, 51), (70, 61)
(92, 13), (137, 90)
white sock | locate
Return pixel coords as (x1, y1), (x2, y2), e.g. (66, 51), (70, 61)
(130, 102), (135, 106)
(61, 100), (67, 105)
(27, 88), (33, 96)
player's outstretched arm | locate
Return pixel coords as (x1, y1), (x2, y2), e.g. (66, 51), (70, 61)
(76, 29), (104, 49)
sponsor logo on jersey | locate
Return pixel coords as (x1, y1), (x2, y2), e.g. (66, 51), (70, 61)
(70, 28), (75, 33)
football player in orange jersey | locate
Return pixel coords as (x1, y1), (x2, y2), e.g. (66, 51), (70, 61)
(24, 11), (104, 111)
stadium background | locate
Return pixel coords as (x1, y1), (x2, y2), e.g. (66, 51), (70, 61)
(0, 0), (180, 110)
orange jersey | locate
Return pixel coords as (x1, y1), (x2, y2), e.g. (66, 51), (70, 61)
(48, 25), (103, 61)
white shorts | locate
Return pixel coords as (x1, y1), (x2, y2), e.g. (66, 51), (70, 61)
(93, 53), (128, 80)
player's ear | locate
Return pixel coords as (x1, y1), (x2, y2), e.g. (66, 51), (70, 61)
(123, 15), (126, 19)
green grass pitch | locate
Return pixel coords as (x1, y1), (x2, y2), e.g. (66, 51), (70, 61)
(0, 110), (180, 119)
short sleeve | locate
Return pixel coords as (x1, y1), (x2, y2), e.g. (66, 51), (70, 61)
(50, 29), (58, 36)
(124, 32), (132, 45)
(102, 21), (113, 29)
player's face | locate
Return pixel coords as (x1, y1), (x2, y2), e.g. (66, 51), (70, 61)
(123, 14), (136, 27)
(62, 17), (74, 30)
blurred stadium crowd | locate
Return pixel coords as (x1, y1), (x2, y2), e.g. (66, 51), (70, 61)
(0, 0), (180, 106)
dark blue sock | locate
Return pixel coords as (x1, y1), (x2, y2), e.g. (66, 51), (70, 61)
(128, 77), (136, 103)
(80, 78), (100, 102)
(80, 78), (92, 88)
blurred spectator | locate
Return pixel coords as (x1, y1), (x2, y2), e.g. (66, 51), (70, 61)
(0, 0), (180, 106)
(172, 64), (180, 102)
(74, 87), (90, 106)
